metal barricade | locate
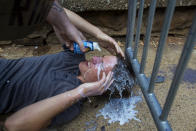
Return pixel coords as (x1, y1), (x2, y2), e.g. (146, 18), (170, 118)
(125, 0), (196, 130)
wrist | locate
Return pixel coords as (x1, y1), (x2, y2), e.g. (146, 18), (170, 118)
(75, 86), (88, 98)
(73, 87), (84, 99)
(95, 29), (103, 39)
(65, 88), (83, 105)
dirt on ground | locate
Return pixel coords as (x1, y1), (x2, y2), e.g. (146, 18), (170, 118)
(0, 36), (195, 131)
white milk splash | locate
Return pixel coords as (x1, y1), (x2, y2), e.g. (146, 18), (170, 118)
(96, 96), (142, 125)
(85, 57), (142, 126)
(96, 62), (113, 80)
(96, 63), (104, 80)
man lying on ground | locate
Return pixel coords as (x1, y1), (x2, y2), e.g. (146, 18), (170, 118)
(0, 45), (134, 131)
(0, 7), (129, 131)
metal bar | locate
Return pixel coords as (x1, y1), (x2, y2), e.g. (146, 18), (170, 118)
(125, 0), (137, 50)
(133, 0), (145, 59)
(126, 47), (172, 131)
(148, 0), (176, 93)
(140, 0), (157, 73)
(160, 12), (196, 121)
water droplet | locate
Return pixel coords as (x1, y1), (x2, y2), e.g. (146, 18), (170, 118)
(6, 80), (10, 83)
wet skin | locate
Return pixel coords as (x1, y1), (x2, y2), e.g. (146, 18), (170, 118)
(78, 56), (117, 83)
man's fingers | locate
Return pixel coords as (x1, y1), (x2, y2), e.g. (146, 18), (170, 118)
(117, 45), (125, 58)
(105, 79), (114, 91)
(76, 39), (86, 52)
(65, 41), (71, 48)
(120, 49), (125, 58)
(106, 71), (113, 84)
(65, 43), (70, 48)
(116, 44), (125, 58)
(108, 39), (125, 58)
(102, 71), (113, 89)
(110, 38), (125, 58)
(97, 72), (106, 85)
(70, 45), (74, 51)
(114, 43), (125, 58)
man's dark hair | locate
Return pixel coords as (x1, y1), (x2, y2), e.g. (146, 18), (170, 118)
(108, 57), (135, 97)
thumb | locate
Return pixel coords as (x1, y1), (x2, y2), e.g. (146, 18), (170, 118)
(77, 39), (86, 52)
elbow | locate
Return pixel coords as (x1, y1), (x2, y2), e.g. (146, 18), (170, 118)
(4, 117), (43, 131)
(4, 118), (23, 131)
(4, 119), (15, 131)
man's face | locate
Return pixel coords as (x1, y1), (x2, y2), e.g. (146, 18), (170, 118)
(79, 56), (117, 82)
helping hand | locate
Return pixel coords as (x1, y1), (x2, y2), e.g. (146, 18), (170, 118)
(96, 31), (125, 58)
(53, 24), (86, 52)
(46, 0), (86, 52)
(77, 71), (114, 97)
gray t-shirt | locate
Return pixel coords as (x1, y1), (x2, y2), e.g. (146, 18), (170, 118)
(0, 48), (85, 114)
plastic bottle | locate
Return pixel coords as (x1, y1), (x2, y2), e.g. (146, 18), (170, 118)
(74, 41), (101, 54)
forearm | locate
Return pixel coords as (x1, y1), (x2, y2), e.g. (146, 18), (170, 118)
(46, 0), (71, 31)
(47, 1), (102, 37)
(64, 8), (102, 38)
(46, 0), (85, 51)
(5, 88), (82, 131)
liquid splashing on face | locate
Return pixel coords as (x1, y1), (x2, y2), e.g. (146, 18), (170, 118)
(95, 61), (114, 81)
(96, 63), (104, 80)
(96, 58), (142, 125)
(83, 68), (92, 80)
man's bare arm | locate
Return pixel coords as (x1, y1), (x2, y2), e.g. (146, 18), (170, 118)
(46, 0), (85, 52)
(4, 72), (113, 131)
(63, 8), (124, 57)
(64, 8), (101, 38)
(4, 89), (82, 131)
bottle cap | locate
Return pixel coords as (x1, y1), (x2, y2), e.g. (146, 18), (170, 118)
(93, 42), (101, 51)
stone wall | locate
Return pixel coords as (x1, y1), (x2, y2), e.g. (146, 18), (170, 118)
(0, 1), (196, 45)
(78, 6), (195, 37)
(61, 0), (196, 12)
(60, 0), (196, 37)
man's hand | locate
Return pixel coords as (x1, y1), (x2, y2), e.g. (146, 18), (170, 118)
(47, 0), (86, 52)
(63, 8), (125, 57)
(53, 25), (86, 51)
(96, 31), (125, 57)
(77, 71), (114, 97)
